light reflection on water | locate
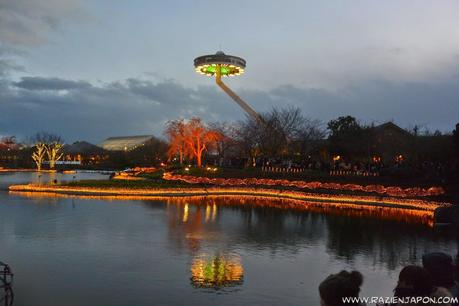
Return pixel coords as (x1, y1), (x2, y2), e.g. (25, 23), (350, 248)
(190, 253), (244, 289)
(0, 173), (457, 305)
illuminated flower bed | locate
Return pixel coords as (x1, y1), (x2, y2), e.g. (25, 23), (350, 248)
(163, 173), (444, 198)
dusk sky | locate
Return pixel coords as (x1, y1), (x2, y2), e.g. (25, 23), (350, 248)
(1, 0), (459, 143)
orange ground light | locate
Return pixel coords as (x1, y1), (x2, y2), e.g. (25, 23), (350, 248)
(8, 183), (450, 228)
(162, 173), (445, 198)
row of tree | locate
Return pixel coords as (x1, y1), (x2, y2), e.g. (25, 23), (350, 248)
(164, 108), (459, 168)
(164, 107), (326, 167)
(30, 133), (65, 170)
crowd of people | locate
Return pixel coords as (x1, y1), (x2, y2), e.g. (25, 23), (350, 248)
(319, 252), (459, 306)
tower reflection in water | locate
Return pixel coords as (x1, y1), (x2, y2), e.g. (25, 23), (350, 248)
(190, 253), (243, 289)
(167, 199), (244, 289)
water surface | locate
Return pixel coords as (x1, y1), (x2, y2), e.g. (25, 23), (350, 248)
(0, 172), (456, 305)
(0, 171), (109, 190)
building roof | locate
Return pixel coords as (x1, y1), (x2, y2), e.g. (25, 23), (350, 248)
(64, 141), (104, 154)
(98, 135), (155, 151)
(373, 122), (412, 137)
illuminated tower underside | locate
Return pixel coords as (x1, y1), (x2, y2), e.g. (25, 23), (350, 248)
(194, 51), (263, 123)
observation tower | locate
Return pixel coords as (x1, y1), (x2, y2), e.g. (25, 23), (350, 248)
(194, 51), (263, 123)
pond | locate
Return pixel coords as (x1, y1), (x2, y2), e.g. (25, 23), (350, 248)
(0, 172), (456, 305)
(0, 171), (110, 190)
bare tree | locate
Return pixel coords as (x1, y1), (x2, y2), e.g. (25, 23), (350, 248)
(30, 132), (63, 145)
(30, 132), (64, 169)
(234, 117), (263, 167)
(294, 118), (326, 157)
(46, 142), (64, 169)
(32, 143), (47, 171)
(260, 107), (305, 156)
(236, 106), (308, 161)
(209, 122), (238, 165)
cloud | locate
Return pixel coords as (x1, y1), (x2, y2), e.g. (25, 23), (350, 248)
(0, 0), (83, 81)
(0, 44), (24, 77)
(0, 59), (20, 77)
(0, 76), (242, 143)
(1, 74), (458, 144)
(0, 0), (82, 46)
(14, 76), (91, 91)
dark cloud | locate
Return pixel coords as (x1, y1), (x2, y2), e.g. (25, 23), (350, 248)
(14, 76), (92, 91)
(122, 78), (195, 106)
(1, 74), (458, 143)
(0, 76), (241, 143)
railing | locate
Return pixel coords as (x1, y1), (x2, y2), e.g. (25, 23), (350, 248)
(261, 166), (305, 173)
(329, 170), (379, 177)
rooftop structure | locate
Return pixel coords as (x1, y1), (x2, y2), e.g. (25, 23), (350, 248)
(64, 141), (104, 154)
(98, 135), (155, 151)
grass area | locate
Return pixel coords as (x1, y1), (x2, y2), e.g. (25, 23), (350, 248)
(137, 170), (165, 180)
(63, 178), (196, 189)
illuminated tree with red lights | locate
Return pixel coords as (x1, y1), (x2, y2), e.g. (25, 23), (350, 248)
(164, 119), (188, 164)
(166, 118), (221, 167)
(183, 118), (222, 167)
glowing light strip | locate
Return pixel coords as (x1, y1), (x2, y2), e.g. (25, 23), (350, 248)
(8, 184), (448, 212)
(195, 64), (244, 77)
(8, 192), (436, 227)
(163, 173), (445, 198)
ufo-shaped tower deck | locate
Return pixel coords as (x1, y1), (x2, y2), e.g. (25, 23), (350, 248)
(194, 51), (246, 77)
(194, 51), (262, 123)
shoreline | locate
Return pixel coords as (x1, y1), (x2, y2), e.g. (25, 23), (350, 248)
(0, 168), (38, 173)
(8, 184), (449, 212)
